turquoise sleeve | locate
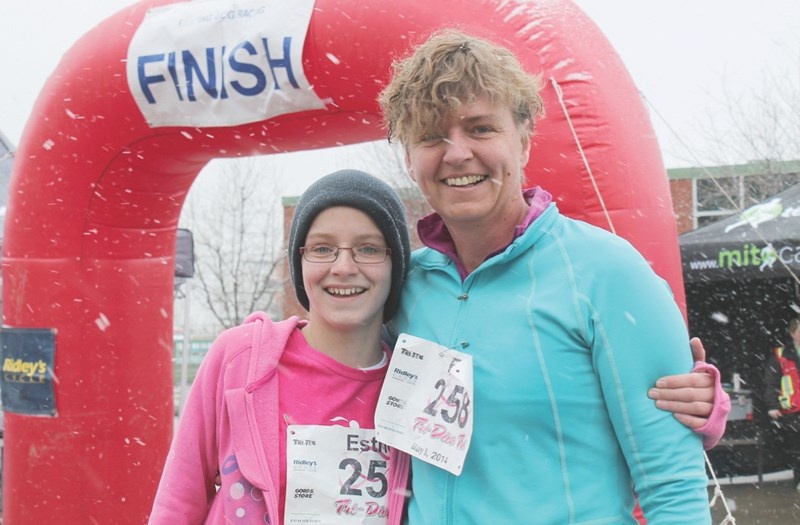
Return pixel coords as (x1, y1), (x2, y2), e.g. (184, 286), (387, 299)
(583, 244), (711, 524)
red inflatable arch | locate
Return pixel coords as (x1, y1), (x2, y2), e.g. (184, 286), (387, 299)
(3, 0), (684, 522)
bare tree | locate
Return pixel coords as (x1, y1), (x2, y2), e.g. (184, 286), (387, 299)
(662, 36), (800, 224)
(183, 157), (285, 330)
(360, 140), (433, 239)
(678, 37), (800, 170)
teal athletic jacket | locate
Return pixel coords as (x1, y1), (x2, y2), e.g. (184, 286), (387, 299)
(391, 200), (711, 525)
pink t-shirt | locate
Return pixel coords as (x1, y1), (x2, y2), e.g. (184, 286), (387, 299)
(277, 328), (390, 522)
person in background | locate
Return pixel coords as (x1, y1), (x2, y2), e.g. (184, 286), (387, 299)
(764, 317), (800, 490)
(378, 29), (723, 524)
(148, 169), (411, 524)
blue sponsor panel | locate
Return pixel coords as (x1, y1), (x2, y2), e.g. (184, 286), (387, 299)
(0, 328), (56, 416)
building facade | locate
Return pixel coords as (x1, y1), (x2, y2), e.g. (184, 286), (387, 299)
(669, 160), (800, 233)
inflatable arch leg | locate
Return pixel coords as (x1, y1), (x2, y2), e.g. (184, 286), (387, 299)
(2, 0), (682, 522)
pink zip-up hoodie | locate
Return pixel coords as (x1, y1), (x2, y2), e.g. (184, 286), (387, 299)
(148, 312), (410, 524)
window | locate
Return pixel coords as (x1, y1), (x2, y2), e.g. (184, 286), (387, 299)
(694, 171), (800, 228)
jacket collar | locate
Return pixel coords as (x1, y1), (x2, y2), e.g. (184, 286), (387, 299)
(416, 187), (552, 279)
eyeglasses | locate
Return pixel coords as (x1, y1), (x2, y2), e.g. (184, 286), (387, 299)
(300, 244), (392, 264)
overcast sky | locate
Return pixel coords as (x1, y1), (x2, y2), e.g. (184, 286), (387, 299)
(2, 1), (795, 333)
(1, 0), (798, 173)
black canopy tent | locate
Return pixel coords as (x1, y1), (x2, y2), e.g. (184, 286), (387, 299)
(680, 183), (800, 476)
(680, 182), (800, 374)
(681, 182), (800, 284)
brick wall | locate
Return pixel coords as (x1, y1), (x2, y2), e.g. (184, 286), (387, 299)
(669, 179), (694, 234)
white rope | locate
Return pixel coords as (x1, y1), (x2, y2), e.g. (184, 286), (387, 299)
(705, 451), (737, 524)
(641, 92), (800, 287)
(549, 77), (616, 235)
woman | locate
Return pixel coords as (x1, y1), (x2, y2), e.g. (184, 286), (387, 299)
(149, 169), (411, 524)
(379, 29), (713, 524)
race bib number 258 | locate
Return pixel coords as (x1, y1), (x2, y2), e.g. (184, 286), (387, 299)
(374, 334), (473, 475)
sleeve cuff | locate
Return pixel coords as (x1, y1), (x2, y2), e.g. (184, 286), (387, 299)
(691, 361), (731, 449)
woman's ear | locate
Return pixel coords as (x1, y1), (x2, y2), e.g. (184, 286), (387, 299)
(520, 122), (532, 167)
(404, 147), (417, 182)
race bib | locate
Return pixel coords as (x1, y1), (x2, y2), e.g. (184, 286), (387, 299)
(375, 334), (473, 475)
(285, 424), (390, 524)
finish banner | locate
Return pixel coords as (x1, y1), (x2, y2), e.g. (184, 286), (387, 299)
(127, 0), (324, 128)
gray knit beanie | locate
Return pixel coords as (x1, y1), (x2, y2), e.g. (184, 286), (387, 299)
(288, 169), (410, 321)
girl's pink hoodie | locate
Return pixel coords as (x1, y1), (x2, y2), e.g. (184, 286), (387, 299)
(148, 312), (410, 524)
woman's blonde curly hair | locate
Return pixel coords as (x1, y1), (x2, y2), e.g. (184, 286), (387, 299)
(378, 29), (544, 147)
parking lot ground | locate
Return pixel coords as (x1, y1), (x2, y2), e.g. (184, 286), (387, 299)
(709, 470), (800, 523)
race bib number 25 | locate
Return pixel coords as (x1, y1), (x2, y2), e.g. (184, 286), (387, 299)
(285, 424), (390, 524)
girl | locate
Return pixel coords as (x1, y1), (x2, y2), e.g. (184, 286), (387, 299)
(149, 169), (411, 524)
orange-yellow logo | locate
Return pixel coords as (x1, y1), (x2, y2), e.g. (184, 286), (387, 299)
(2, 358), (48, 383)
